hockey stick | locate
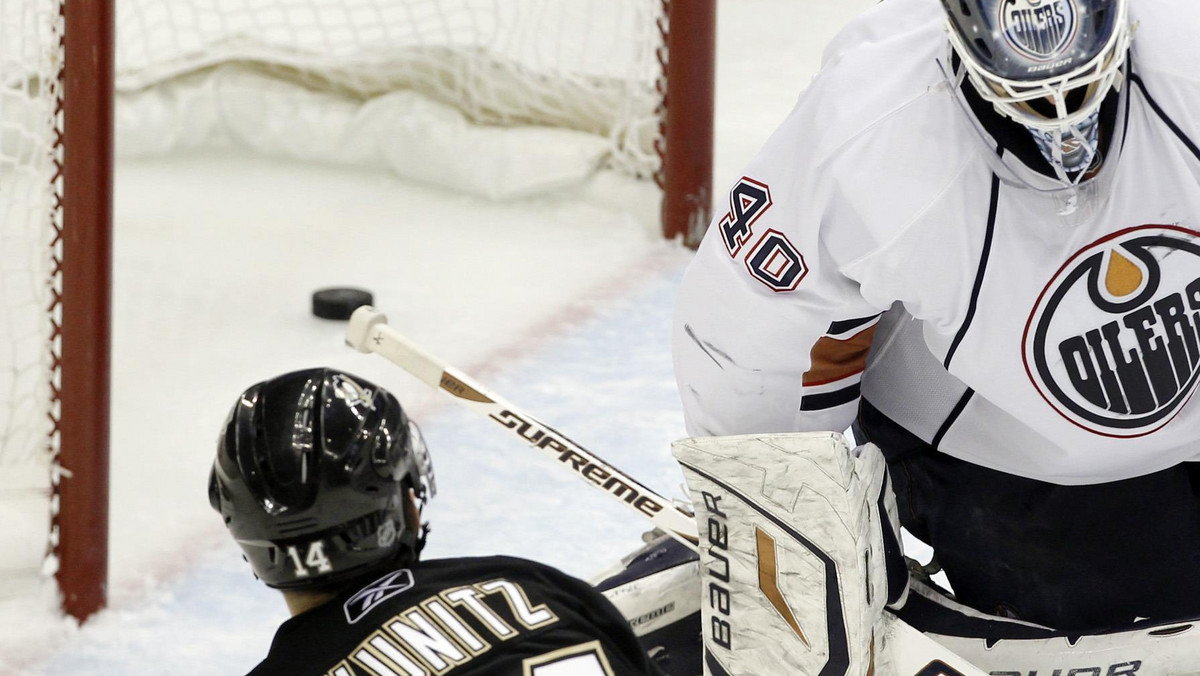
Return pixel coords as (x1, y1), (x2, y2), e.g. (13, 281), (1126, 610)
(344, 306), (987, 676)
(345, 306), (700, 549)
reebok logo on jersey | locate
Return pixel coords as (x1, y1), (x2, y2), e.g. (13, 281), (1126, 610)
(1024, 225), (1200, 437)
(1001, 0), (1077, 61)
(344, 569), (414, 624)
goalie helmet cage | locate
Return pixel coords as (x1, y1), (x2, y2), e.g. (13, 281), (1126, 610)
(2, 0), (711, 622)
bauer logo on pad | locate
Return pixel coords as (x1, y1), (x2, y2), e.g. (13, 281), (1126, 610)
(344, 569), (415, 624)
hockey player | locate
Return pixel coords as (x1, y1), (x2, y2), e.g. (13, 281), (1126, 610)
(673, 0), (1200, 671)
(208, 368), (662, 676)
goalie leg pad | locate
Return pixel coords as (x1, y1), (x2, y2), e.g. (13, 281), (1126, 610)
(900, 579), (1200, 675)
(672, 431), (908, 676)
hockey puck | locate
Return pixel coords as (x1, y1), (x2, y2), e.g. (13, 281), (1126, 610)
(312, 287), (374, 320)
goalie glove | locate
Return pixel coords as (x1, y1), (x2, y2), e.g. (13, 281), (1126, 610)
(594, 533), (703, 676)
(672, 431), (908, 676)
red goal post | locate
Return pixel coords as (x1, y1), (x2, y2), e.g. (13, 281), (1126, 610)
(56, 0), (116, 623)
(0, 0), (712, 623)
(659, 0), (717, 247)
(0, 0), (113, 623)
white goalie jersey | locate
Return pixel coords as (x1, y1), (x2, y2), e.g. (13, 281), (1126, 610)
(673, 0), (1200, 485)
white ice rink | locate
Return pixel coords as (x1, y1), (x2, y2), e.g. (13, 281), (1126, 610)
(1, 1), (879, 673)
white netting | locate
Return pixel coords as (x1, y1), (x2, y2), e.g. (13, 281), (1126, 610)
(0, 0), (62, 595)
(115, 0), (666, 187)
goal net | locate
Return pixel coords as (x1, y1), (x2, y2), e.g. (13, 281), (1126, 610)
(0, 0), (67, 604)
(1, 0), (712, 621)
(116, 0), (667, 198)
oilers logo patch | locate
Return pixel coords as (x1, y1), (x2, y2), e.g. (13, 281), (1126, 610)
(1000, 0), (1078, 61)
(1024, 225), (1200, 437)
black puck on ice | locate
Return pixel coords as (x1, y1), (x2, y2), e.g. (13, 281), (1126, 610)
(311, 287), (374, 320)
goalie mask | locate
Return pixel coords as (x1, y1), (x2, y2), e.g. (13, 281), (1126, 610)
(209, 368), (436, 589)
(941, 0), (1131, 181)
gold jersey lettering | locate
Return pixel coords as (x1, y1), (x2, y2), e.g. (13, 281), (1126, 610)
(387, 609), (469, 672)
(478, 580), (558, 629)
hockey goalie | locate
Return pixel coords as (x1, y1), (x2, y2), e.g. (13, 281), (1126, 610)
(643, 0), (1200, 671)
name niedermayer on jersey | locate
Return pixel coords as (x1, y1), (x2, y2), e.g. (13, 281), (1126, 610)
(1024, 225), (1200, 437)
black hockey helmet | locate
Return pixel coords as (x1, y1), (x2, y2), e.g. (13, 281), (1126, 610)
(941, 0), (1130, 132)
(209, 368), (436, 589)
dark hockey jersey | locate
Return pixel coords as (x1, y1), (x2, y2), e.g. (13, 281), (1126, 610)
(247, 555), (659, 676)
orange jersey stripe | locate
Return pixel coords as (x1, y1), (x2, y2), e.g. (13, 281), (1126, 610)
(803, 325), (877, 387)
